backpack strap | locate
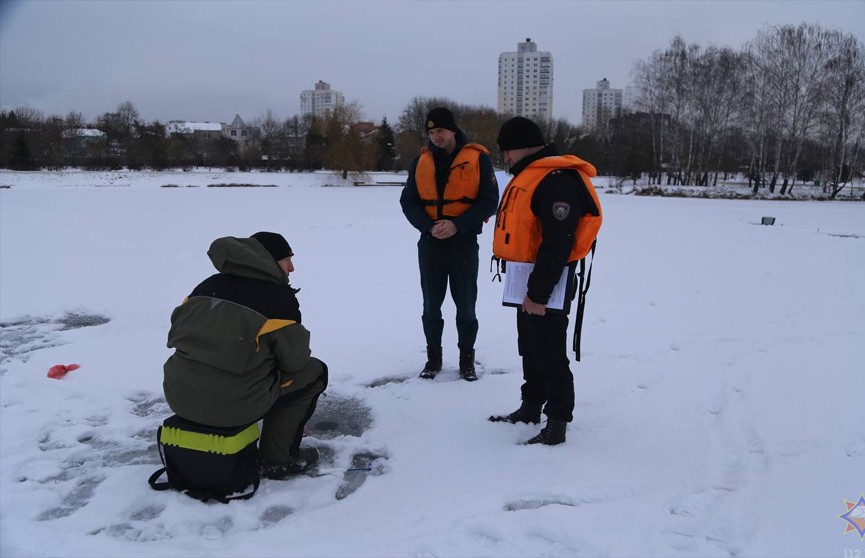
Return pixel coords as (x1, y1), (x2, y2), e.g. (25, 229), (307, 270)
(490, 256), (503, 282)
(149, 426), (172, 491)
(572, 240), (597, 361)
(148, 467), (172, 491)
(185, 476), (260, 504)
(219, 476), (260, 503)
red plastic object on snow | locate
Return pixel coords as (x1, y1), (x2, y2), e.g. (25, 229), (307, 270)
(47, 363), (81, 379)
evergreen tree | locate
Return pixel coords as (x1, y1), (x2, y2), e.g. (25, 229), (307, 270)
(375, 117), (396, 171)
(9, 132), (36, 170)
(303, 119), (326, 170)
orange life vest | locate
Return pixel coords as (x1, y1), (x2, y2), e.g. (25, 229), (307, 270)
(493, 155), (602, 263)
(415, 143), (489, 220)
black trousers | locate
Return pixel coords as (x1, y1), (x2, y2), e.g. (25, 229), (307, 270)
(417, 234), (479, 350)
(259, 359), (328, 462)
(516, 310), (574, 422)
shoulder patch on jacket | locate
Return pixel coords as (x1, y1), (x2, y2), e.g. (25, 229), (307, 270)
(552, 201), (571, 221)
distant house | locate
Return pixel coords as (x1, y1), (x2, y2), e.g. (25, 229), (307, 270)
(166, 116), (258, 151)
(61, 128), (106, 140)
(165, 121), (226, 162)
(61, 128), (107, 159)
(222, 114), (258, 151)
(351, 121), (376, 136)
(165, 121), (223, 142)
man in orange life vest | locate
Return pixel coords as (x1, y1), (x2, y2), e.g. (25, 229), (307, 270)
(400, 107), (499, 381)
(489, 117), (601, 445)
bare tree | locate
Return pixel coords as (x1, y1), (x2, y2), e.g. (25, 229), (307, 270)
(322, 101), (373, 178)
(4, 106), (45, 169)
(41, 114), (66, 170)
(543, 118), (582, 154)
(283, 115), (307, 166)
(458, 104), (501, 161)
(63, 111), (86, 130)
(397, 96), (453, 144)
(688, 46), (744, 185)
(740, 41), (777, 193)
(820, 30), (865, 198)
(747, 24), (832, 194)
(97, 101), (141, 167)
(254, 109), (285, 168)
(116, 101), (139, 131)
(13, 105), (45, 127)
(395, 96), (502, 168)
(633, 47), (675, 184)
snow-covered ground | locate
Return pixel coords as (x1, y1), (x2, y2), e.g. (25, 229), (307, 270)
(1, 169), (863, 557)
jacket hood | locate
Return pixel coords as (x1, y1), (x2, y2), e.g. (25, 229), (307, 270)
(207, 236), (286, 284)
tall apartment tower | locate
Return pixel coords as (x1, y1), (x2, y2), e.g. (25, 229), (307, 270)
(300, 80), (345, 119)
(497, 38), (553, 122)
(581, 78), (623, 133)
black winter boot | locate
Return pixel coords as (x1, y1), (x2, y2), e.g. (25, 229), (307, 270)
(489, 401), (542, 424)
(524, 419), (567, 446)
(259, 446), (320, 480)
(419, 346), (442, 379)
(459, 349), (478, 382)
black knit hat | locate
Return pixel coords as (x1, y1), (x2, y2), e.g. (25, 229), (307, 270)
(425, 107), (458, 133)
(497, 116), (546, 151)
(251, 231), (293, 261)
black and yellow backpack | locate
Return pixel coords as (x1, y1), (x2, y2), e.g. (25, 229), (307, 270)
(148, 415), (260, 504)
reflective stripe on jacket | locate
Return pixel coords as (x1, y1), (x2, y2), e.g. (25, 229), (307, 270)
(493, 155), (602, 263)
(415, 143), (489, 220)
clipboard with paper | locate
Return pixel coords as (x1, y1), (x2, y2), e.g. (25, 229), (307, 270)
(501, 261), (575, 314)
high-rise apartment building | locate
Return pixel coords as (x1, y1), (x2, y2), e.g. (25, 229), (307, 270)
(497, 38), (553, 122)
(300, 80), (345, 119)
(581, 78), (623, 134)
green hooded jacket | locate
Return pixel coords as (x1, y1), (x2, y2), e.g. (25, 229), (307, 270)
(163, 236), (321, 427)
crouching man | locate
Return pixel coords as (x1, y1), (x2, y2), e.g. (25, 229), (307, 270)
(163, 232), (326, 479)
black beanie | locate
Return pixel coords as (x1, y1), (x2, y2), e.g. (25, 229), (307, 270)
(425, 107), (458, 133)
(497, 116), (545, 151)
(251, 231), (293, 261)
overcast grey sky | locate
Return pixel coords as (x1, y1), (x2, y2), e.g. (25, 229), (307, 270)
(1, 0), (863, 126)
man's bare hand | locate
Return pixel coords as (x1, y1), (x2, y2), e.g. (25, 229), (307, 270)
(431, 220), (457, 239)
(521, 296), (546, 316)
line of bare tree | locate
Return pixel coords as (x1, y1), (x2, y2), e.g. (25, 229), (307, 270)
(1, 23), (862, 197)
(631, 23), (864, 198)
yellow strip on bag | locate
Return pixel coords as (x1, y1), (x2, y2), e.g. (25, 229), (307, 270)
(160, 423), (259, 455)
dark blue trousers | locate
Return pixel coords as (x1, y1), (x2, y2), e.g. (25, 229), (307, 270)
(417, 234), (479, 350)
(517, 311), (574, 422)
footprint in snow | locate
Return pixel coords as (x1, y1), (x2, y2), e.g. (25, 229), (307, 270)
(503, 495), (578, 511)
